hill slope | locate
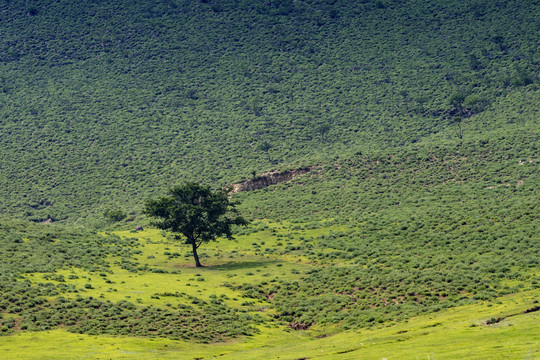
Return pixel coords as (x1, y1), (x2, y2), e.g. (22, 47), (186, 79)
(0, 1), (539, 355)
(0, 0), (538, 222)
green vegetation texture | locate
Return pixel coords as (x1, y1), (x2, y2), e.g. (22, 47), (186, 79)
(0, 0), (538, 221)
(0, 225), (538, 358)
(0, 0), (538, 358)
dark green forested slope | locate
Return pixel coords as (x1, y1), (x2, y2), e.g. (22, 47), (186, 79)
(0, 0), (538, 222)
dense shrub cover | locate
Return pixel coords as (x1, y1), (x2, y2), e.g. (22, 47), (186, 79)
(0, 222), (258, 341)
(0, 0), (538, 221)
(0, 0), (538, 342)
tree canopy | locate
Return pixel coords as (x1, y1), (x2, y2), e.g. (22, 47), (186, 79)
(143, 183), (248, 267)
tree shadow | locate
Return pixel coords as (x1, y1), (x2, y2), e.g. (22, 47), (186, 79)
(205, 259), (278, 271)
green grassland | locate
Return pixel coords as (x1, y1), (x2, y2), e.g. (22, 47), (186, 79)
(0, 0), (539, 357)
(0, 221), (538, 357)
(0, 227), (538, 359)
(1, 125), (538, 354)
(1, 292), (538, 360)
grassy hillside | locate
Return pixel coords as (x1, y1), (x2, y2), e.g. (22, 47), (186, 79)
(0, 0), (538, 357)
(0, 225), (538, 358)
(0, 0), (538, 222)
(3, 290), (539, 359)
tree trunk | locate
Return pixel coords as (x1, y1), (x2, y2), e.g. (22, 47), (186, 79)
(192, 241), (203, 267)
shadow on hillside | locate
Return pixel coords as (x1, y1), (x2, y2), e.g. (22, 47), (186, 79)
(205, 260), (278, 271)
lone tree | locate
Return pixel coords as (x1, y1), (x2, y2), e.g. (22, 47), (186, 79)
(144, 183), (248, 267)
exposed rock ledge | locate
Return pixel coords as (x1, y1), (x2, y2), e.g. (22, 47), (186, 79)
(229, 166), (315, 193)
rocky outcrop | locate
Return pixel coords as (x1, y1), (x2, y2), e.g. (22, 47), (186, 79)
(229, 166), (315, 193)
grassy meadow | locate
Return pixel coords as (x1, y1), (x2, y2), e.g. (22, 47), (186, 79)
(0, 0), (539, 357)
(1, 229), (538, 359)
(1, 226), (538, 358)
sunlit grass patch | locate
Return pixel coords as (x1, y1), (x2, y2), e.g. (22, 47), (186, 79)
(24, 227), (317, 312)
(1, 290), (537, 359)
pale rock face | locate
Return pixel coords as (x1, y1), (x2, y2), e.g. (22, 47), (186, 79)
(230, 167), (315, 193)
